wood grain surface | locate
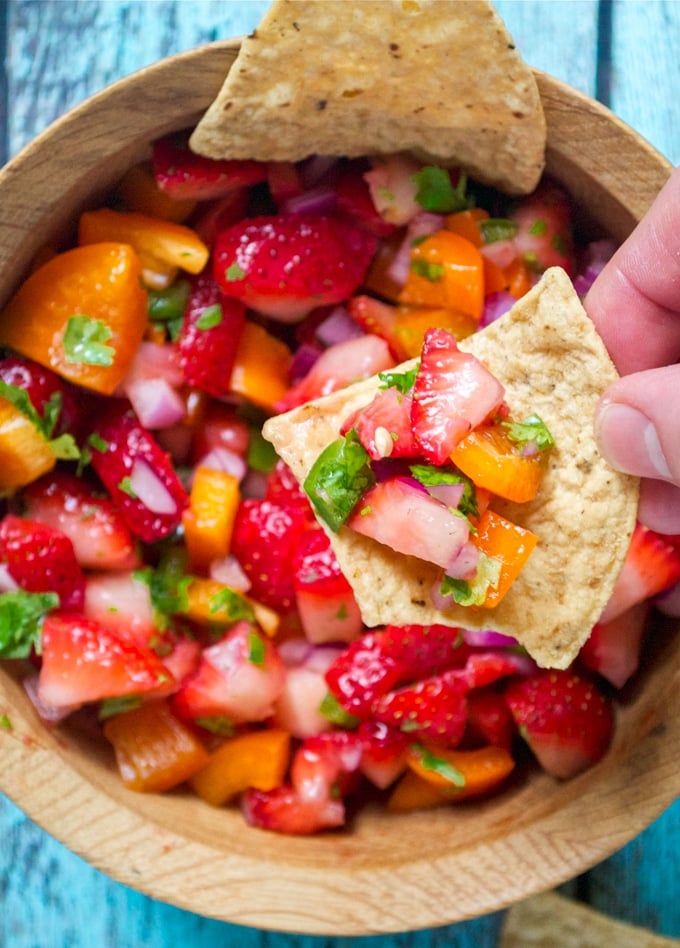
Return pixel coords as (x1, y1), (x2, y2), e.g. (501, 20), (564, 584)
(0, 2), (679, 946)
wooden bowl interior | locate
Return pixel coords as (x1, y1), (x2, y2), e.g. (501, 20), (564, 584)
(0, 41), (677, 935)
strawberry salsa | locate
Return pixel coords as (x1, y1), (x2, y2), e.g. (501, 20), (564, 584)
(0, 135), (679, 834)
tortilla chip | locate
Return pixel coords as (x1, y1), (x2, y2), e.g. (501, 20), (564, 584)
(262, 268), (639, 669)
(190, 0), (546, 195)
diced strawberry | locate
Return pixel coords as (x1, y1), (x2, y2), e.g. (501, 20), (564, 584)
(87, 399), (188, 543)
(230, 498), (315, 613)
(372, 670), (469, 746)
(463, 688), (516, 750)
(347, 476), (470, 570)
(265, 459), (315, 519)
(455, 649), (537, 690)
(37, 613), (171, 709)
(0, 514), (85, 610)
(189, 188), (251, 246)
(273, 664), (333, 739)
(172, 620), (285, 725)
(22, 471), (139, 571)
(213, 212), (377, 322)
(152, 131), (266, 200)
(600, 522), (680, 624)
(83, 571), (156, 648)
(380, 623), (469, 679)
(0, 353), (82, 437)
(411, 329), (505, 464)
(333, 160), (397, 237)
(242, 784), (345, 835)
(293, 528), (363, 644)
(341, 386), (417, 460)
(176, 274), (246, 397)
(510, 180), (576, 275)
(504, 669), (614, 778)
(266, 161), (304, 205)
(275, 334), (395, 413)
(347, 295), (402, 358)
(190, 399), (250, 465)
(580, 601), (651, 688)
(358, 718), (409, 788)
(292, 730), (363, 804)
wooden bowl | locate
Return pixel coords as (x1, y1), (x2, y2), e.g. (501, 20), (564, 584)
(0, 41), (677, 936)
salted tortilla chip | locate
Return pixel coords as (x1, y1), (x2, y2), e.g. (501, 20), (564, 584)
(190, 0), (546, 195)
(262, 268), (639, 669)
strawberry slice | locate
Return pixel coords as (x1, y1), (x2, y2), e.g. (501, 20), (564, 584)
(580, 601), (651, 688)
(213, 212), (377, 322)
(242, 784), (345, 835)
(358, 718), (409, 788)
(463, 689), (516, 750)
(600, 522), (680, 624)
(176, 274), (246, 397)
(22, 471), (139, 571)
(0, 353), (82, 438)
(411, 329), (505, 464)
(0, 514), (85, 610)
(372, 670), (469, 746)
(292, 528), (363, 644)
(265, 459), (315, 519)
(87, 399), (188, 543)
(341, 386), (417, 460)
(152, 131), (266, 200)
(230, 499), (312, 613)
(504, 669), (614, 778)
(510, 180), (575, 275)
(37, 613), (171, 708)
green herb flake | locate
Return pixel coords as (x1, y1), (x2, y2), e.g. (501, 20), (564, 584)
(117, 476), (137, 498)
(410, 258), (445, 282)
(247, 630), (266, 666)
(319, 692), (360, 728)
(0, 590), (59, 659)
(479, 217), (519, 244)
(225, 262), (246, 282)
(336, 602), (348, 620)
(502, 413), (555, 452)
(1, 713), (12, 730)
(63, 315), (115, 367)
(303, 430), (375, 532)
(378, 364), (419, 395)
(412, 742), (466, 787)
(552, 233), (566, 255)
(410, 463), (479, 518)
(195, 716), (236, 736)
(87, 432), (110, 454)
(412, 166), (473, 214)
(528, 219), (547, 236)
(147, 279), (191, 322)
(439, 553), (502, 606)
(208, 587), (255, 624)
(247, 425), (279, 474)
(98, 695), (143, 720)
(195, 304), (223, 331)
(134, 550), (192, 630)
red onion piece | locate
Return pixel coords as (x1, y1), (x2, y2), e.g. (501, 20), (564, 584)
(240, 469), (268, 500)
(315, 306), (364, 348)
(24, 674), (79, 724)
(461, 629), (519, 648)
(387, 211), (445, 286)
(445, 540), (480, 579)
(290, 341), (323, 385)
(281, 186), (337, 216)
(210, 554), (251, 592)
(125, 377), (186, 429)
(191, 447), (246, 484)
(480, 291), (515, 328)
(129, 459), (178, 515)
(299, 155), (340, 188)
(425, 482), (465, 508)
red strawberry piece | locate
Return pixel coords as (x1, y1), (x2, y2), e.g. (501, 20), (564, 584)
(0, 514), (85, 610)
(599, 521), (680, 624)
(230, 498), (312, 613)
(333, 160), (397, 237)
(242, 784), (345, 835)
(213, 212), (377, 322)
(189, 188), (251, 247)
(504, 669), (614, 779)
(37, 613), (171, 709)
(510, 180), (576, 275)
(265, 459), (315, 519)
(463, 689), (516, 750)
(580, 601), (651, 689)
(87, 399), (188, 543)
(380, 623), (469, 680)
(190, 400), (250, 465)
(266, 161), (304, 205)
(341, 386), (417, 460)
(292, 528), (363, 644)
(325, 632), (402, 718)
(346, 295), (403, 358)
(22, 471), (139, 571)
(357, 718), (409, 788)
(372, 670), (469, 746)
(0, 353), (82, 437)
(455, 649), (536, 690)
(347, 476), (470, 570)
(275, 334), (394, 413)
(176, 274), (246, 397)
(411, 329), (505, 464)
(291, 730), (363, 804)
(172, 620), (285, 725)
(152, 131), (266, 200)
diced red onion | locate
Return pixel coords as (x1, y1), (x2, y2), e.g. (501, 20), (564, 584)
(461, 629), (519, 648)
(23, 674), (78, 724)
(278, 637), (314, 667)
(210, 554), (251, 592)
(445, 540), (480, 580)
(281, 185), (337, 216)
(191, 447), (246, 484)
(315, 306), (364, 348)
(129, 459), (178, 515)
(426, 482), (465, 508)
(290, 341), (323, 385)
(573, 240), (616, 296)
(0, 563), (18, 593)
(125, 377), (186, 429)
(120, 341), (184, 389)
(480, 291), (515, 327)
(480, 238), (517, 269)
(387, 211), (445, 285)
(299, 155), (340, 188)
(240, 469), (268, 500)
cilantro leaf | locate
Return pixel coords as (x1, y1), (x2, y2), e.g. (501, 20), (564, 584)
(439, 553), (501, 606)
(410, 464), (478, 518)
(410, 259), (445, 282)
(208, 586), (255, 625)
(303, 430), (375, 532)
(195, 716), (236, 736)
(319, 691), (361, 728)
(147, 279), (190, 321)
(502, 413), (555, 452)
(378, 365), (419, 395)
(63, 315), (115, 367)
(134, 551), (191, 631)
(479, 218), (518, 244)
(225, 262), (246, 282)
(195, 304), (223, 330)
(0, 590), (59, 658)
(411, 742), (466, 787)
(98, 695), (143, 720)
(412, 166), (473, 213)
(247, 630), (266, 666)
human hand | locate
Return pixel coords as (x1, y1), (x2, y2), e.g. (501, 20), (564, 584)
(585, 165), (680, 613)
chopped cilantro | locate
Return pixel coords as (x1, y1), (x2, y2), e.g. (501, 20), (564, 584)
(479, 218), (519, 244)
(319, 692), (360, 728)
(439, 553), (501, 606)
(0, 380), (80, 461)
(87, 432), (110, 454)
(0, 590), (59, 659)
(195, 304), (223, 330)
(247, 425), (279, 474)
(225, 262), (246, 281)
(502, 413), (554, 452)
(303, 430), (375, 532)
(63, 314), (115, 367)
(117, 476), (137, 498)
(336, 602), (348, 620)
(528, 219), (547, 236)
(195, 716), (236, 736)
(247, 630), (266, 666)
(147, 279), (190, 321)
(98, 695), (143, 720)
(410, 463), (478, 519)
(411, 742), (466, 787)
(410, 258), (445, 282)
(0, 713), (11, 730)
(378, 364), (419, 394)
(552, 232), (566, 255)
(411, 166), (473, 214)
(134, 550), (192, 630)
(208, 587), (255, 624)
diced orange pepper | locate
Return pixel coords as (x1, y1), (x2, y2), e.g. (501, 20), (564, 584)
(190, 729), (291, 805)
(116, 161), (197, 223)
(398, 231), (484, 323)
(79, 208), (209, 275)
(504, 257), (533, 298)
(387, 770), (455, 812)
(393, 305), (477, 358)
(451, 423), (546, 503)
(405, 744), (515, 798)
(444, 207), (489, 248)
(0, 243), (147, 394)
(183, 576), (280, 637)
(229, 321), (292, 412)
(0, 397), (56, 492)
(482, 256), (510, 295)
(182, 467), (240, 573)
(103, 699), (210, 793)
(470, 509), (538, 608)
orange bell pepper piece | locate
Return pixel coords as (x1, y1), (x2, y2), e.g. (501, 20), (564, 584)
(470, 509), (538, 608)
(482, 256), (510, 295)
(79, 208), (209, 276)
(444, 207), (489, 248)
(451, 423), (546, 503)
(229, 321), (293, 412)
(182, 467), (240, 572)
(116, 161), (197, 223)
(398, 231), (484, 323)
(0, 243), (147, 395)
(393, 305), (478, 358)
(103, 699), (210, 793)
(405, 743), (515, 797)
(504, 257), (533, 298)
(0, 396), (56, 492)
(190, 728), (291, 805)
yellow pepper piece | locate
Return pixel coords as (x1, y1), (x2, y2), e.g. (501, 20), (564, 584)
(182, 467), (240, 572)
(0, 396), (55, 492)
(229, 321), (292, 412)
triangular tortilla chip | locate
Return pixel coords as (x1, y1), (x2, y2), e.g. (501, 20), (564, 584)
(263, 269), (639, 669)
(190, 0), (546, 195)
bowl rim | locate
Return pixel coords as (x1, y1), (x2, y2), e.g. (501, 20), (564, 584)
(0, 39), (678, 936)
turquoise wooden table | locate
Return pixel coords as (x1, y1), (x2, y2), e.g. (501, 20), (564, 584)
(1, 2), (679, 945)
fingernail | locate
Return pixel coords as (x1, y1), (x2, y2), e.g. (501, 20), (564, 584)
(595, 402), (672, 480)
